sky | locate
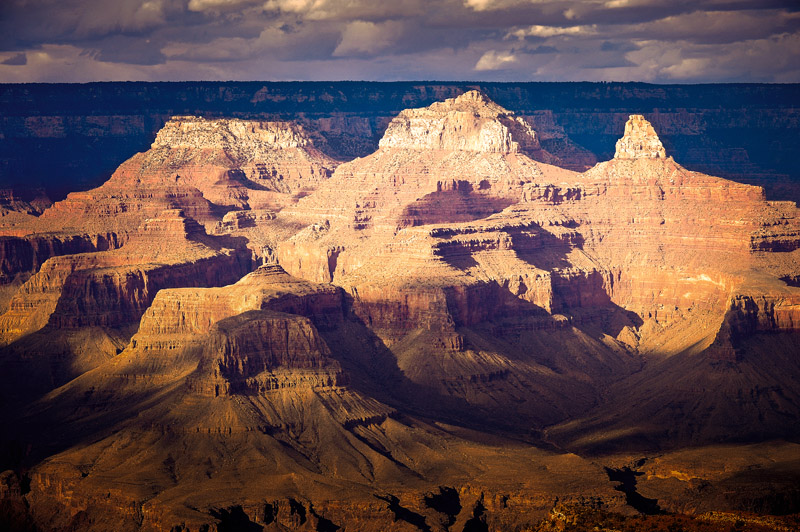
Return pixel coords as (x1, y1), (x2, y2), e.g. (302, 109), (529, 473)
(0, 0), (798, 83)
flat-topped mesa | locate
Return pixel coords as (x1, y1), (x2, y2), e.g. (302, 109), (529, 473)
(153, 116), (312, 156)
(140, 116), (337, 208)
(378, 90), (542, 153)
(614, 115), (667, 159)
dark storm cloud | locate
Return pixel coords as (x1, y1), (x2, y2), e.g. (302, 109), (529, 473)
(529, 45), (559, 54)
(600, 41), (638, 52)
(92, 35), (167, 65)
(0, 0), (797, 82)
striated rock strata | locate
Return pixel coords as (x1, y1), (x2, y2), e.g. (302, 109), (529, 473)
(8, 265), (628, 531)
(1, 92), (800, 531)
(0, 209), (253, 406)
(614, 114), (667, 159)
(0, 117), (337, 308)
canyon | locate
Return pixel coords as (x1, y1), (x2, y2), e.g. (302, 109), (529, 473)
(2, 82), (798, 203)
(0, 87), (799, 531)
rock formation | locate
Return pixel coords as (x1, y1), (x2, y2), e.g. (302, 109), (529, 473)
(3, 82), (798, 202)
(0, 209), (253, 406)
(147, 116), (337, 205)
(1, 93), (799, 531)
(0, 116), (337, 312)
(276, 91), (568, 283)
(378, 90), (555, 162)
(614, 114), (667, 159)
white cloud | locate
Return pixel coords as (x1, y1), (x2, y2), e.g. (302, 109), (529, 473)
(604, 0), (633, 7)
(262, 0), (423, 21)
(188, 0), (261, 12)
(510, 25), (594, 39)
(464, 0), (495, 10)
(1, 0), (799, 83)
(262, 0), (326, 14)
(661, 57), (711, 79)
(463, 0), (546, 11)
(332, 20), (405, 57)
(474, 50), (517, 70)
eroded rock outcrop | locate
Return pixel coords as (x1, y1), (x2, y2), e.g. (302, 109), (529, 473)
(0, 116), (338, 314)
(2, 91), (800, 531)
(282, 106), (800, 452)
(149, 116), (337, 202)
(530, 117), (800, 452)
(277, 91), (569, 284)
(14, 264), (523, 532)
(272, 95), (642, 427)
(614, 114), (667, 159)
(379, 90), (552, 160)
(0, 210), (253, 401)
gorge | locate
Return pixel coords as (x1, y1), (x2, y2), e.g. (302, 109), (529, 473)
(0, 86), (799, 532)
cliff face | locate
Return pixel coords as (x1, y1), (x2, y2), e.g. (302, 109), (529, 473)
(38, 115), (335, 222)
(378, 90), (554, 162)
(280, 106), (800, 447)
(147, 116), (336, 202)
(614, 114), (666, 159)
(2, 82), (798, 202)
(0, 210), (253, 405)
(0, 115), (336, 303)
(1, 89), (800, 531)
(276, 91), (569, 287)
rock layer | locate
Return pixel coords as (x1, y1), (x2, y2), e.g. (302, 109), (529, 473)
(379, 90), (553, 161)
(614, 114), (667, 159)
(1, 92), (800, 531)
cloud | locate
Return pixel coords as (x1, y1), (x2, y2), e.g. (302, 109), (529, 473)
(333, 20), (405, 57)
(623, 32), (800, 82)
(1, 52), (27, 65)
(509, 24), (595, 39)
(94, 35), (167, 65)
(0, 0), (187, 55)
(162, 23), (341, 62)
(0, 0), (798, 82)
(464, 0), (546, 12)
(262, 0), (425, 21)
(0, 44), (174, 82)
(464, 0), (498, 10)
(474, 50), (517, 70)
(188, 0), (261, 12)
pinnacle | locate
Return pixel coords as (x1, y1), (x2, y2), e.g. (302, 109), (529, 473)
(614, 115), (667, 159)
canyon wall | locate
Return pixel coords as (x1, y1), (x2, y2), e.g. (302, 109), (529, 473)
(1, 88), (800, 531)
(1, 82), (798, 202)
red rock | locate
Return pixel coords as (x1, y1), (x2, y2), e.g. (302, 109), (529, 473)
(2, 93), (800, 530)
(0, 209), (252, 392)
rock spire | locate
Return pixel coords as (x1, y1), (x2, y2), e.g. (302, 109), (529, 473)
(614, 115), (666, 159)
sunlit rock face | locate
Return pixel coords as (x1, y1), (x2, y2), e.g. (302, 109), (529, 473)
(379, 90), (544, 155)
(614, 114), (667, 159)
(1, 91), (800, 532)
(0, 116), (338, 306)
(152, 116), (314, 151)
